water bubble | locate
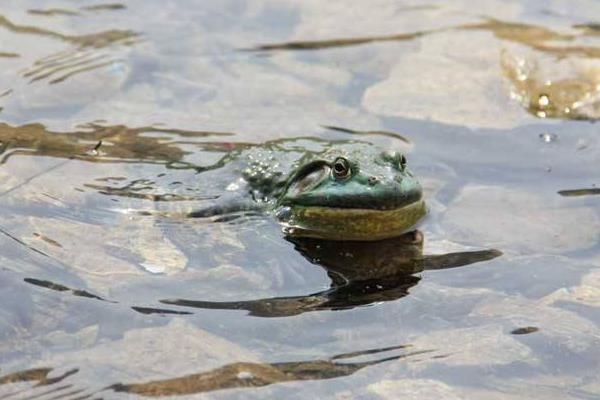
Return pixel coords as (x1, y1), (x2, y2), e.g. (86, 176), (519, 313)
(108, 61), (126, 76)
(539, 133), (557, 144)
(275, 206), (292, 222)
(538, 94), (550, 108)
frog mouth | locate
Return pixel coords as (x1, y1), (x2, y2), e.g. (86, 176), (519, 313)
(279, 199), (427, 241)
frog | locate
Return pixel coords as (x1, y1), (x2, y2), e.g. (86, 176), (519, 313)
(178, 137), (427, 241)
(0, 121), (426, 241)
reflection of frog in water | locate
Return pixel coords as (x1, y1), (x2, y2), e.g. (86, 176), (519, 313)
(161, 231), (501, 317)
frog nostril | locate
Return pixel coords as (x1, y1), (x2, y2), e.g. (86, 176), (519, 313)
(399, 154), (407, 169)
(368, 176), (379, 186)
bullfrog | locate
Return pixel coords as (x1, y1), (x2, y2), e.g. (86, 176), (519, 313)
(172, 137), (427, 241)
(0, 122), (425, 241)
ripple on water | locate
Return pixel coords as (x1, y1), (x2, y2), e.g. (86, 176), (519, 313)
(442, 185), (600, 254)
(0, 1), (599, 399)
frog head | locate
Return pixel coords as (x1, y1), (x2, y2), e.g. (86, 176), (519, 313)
(275, 144), (426, 240)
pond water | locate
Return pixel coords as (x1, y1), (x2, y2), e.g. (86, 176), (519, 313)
(0, 1), (599, 399)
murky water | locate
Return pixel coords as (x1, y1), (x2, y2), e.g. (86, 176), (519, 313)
(0, 1), (599, 399)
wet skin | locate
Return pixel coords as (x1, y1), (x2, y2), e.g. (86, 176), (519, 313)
(188, 139), (426, 241)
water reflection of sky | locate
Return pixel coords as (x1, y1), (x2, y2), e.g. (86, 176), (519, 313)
(0, 1), (599, 399)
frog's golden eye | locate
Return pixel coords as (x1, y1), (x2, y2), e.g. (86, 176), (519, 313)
(332, 157), (351, 180)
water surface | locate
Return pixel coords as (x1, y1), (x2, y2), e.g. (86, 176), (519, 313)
(0, 1), (599, 399)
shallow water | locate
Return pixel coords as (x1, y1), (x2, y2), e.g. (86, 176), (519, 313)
(0, 1), (599, 399)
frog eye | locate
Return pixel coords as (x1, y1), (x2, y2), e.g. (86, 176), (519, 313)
(332, 157), (351, 180)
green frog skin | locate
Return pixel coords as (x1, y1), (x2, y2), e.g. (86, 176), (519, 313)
(186, 138), (426, 241)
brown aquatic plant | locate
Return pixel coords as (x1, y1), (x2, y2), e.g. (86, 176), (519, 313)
(0, 121), (234, 166)
(501, 50), (600, 120)
(110, 345), (433, 396)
